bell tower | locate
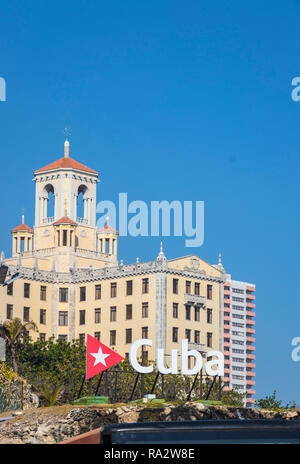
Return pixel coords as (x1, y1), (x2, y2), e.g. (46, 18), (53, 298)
(32, 139), (99, 252)
(33, 138), (99, 228)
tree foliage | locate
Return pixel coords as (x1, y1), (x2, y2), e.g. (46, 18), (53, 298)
(255, 390), (298, 410)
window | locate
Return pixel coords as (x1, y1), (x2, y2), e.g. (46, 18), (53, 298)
(207, 284), (212, 300)
(186, 281), (191, 294)
(232, 288), (244, 294)
(59, 288), (68, 303)
(6, 304), (13, 320)
(94, 332), (100, 341)
(23, 307), (30, 322)
(40, 309), (46, 325)
(195, 306), (200, 322)
(142, 278), (149, 294)
(58, 335), (67, 342)
(95, 284), (101, 300)
(173, 303), (178, 318)
(142, 327), (148, 339)
(194, 282), (200, 296)
(194, 330), (200, 344)
(207, 309), (212, 324)
(110, 330), (116, 346)
(24, 283), (30, 298)
(59, 311), (68, 326)
(232, 305), (244, 311)
(80, 286), (86, 302)
(126, 304), (132, 320)
(185, 329), (191, 342)
(142, 302), (149, 318)
(63, 230), (68, 246)
(95, 308), (101, 324)
(39, 333), (46, 342)
(79, 334), (85, 345)
(172, 327), (178, 343)
(207, 332), (212, 347)
(126, 280), (133, 296)
(126, 328), (132, 344)
(7, 283), (13, 296)
(173, 279), (178, 294)
(40, 285), (46, 301)
(185, 305), (191, 320)
(79, 310), (86, 325)
(111, 282), (117, 298)
(232, 313), (244, 320)
(142, 350), (148, 366)
(232, 340), (244, 345)
(110, 306), (117, 322)
(232, 296), (244, 302)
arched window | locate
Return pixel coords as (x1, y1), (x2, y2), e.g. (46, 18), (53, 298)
(77, 185), (88, 223)
(42, 184), (55, 223)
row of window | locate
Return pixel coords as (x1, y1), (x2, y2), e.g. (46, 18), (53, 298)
(7, 279), (215, 302)
(172, 328), (213, 347)
(6, 280), (151, 302)
(173, 280), (213, 299)
(6, 302), (214, 326)
(173, 304), (213, 323)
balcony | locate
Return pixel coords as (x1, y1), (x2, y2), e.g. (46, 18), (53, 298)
(224, 341), (231, 348)
(246, 398), (255, 404)
(42, 217), (54, 224)
(246, 389), (256, 395)
(246, 327), (256, 334)
(246, 362), (256, 369)
(224, 368), (230, 374)
(224, 315), (231, 322)
(246, 354), (256, 360)
(246, 380), (256, 386)
(246, 336), (256, 343)
(246, 285), (255, 292)
(246, 345), (256, 351)
(246, 302), (256, 309)
(224, 290), (231, 296)
(224, 297), (231, 305)
(246, 371), (256, 377)
(246, 310), (256, 317)
(77, 217), (89, 225)
(246, 319), (255, 326)
(246, 294), (256, 301)
(223, 377), (230, 383)
(188, 342), (207, 354)
(184, 294), (206, 307)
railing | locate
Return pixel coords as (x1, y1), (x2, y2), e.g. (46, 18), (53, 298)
(42, 217), (55, 224)
(76, 217), (88, 224)
(184, 293), (206, 306)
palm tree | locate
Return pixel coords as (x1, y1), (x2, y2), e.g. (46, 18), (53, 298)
(0, 318), (38, 374)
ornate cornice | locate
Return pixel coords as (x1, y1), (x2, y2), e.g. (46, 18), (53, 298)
(5, 259), (225, 285)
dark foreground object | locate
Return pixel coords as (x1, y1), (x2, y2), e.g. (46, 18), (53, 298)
(99, 419), (300, 444)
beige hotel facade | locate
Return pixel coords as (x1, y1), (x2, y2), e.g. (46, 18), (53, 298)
(0, 139), (227, 364)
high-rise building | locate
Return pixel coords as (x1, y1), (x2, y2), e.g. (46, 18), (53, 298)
(223, 276), (256, 405)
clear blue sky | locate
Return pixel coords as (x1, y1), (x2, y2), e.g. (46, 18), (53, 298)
(0, 0), (300, 403)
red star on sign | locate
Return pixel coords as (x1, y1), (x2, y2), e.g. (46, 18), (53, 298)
(86, 334), (124, 380)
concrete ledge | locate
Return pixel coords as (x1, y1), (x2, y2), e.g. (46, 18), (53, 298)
(59, 427), (101, 444)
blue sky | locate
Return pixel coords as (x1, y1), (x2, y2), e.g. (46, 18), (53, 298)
(0, 0), (300, 403)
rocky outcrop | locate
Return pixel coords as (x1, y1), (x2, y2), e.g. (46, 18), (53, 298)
(0, 403), (299, 444)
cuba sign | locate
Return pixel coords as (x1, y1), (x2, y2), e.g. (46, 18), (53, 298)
(129, 339), (224, 376)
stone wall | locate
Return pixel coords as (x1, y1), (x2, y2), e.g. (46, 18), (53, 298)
(0, 402), (299, 444)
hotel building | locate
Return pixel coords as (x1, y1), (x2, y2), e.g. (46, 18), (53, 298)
(0, 139), (227, 368)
